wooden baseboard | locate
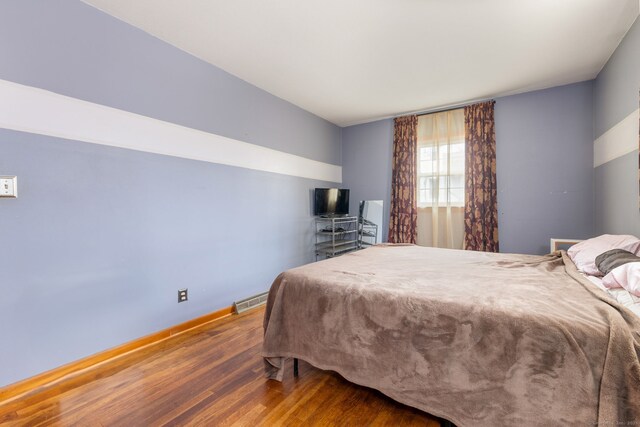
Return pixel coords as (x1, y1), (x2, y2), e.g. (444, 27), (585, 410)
(0, 305), (235, 404)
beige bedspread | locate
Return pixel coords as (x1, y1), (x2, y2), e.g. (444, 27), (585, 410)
(262, 245), (640, 426)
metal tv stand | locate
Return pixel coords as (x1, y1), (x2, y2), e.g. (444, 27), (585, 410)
(315, 216), (358, 260)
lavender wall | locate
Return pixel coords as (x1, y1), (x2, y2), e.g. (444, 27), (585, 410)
(342, 82), (595, 254)
(0, 1), (341, 165)
(342, 120), (393, 242)
(0, 0), (341, 387)
(593, 17), (640, 236)
(494, 82), (595, 254)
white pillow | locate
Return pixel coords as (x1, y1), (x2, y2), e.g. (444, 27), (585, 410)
(602, 262), (640, 296)
(567, 234), (640, 276)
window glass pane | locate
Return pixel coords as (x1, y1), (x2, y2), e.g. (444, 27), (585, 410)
(451, 188), (464, 205)
(450, 175), (464, 188)
(419, 189), (428, 204)
(419, 147), (434, 174)
(419, 176), (428, 190)
(420, 160), (431, 175)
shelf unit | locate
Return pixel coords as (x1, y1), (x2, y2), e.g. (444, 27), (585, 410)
(315, 216), (358, 260)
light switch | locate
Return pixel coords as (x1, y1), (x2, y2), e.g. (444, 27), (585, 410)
(0, 176), (17, 198)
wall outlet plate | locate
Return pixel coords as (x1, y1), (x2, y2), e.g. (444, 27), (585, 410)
(178, 288), (188, 303)
(0, 176), (17, 198)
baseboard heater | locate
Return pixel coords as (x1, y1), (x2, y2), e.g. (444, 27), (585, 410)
(233, 291), (269, 314)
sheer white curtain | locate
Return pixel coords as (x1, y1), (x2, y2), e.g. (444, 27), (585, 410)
(416, 109), (465, 249)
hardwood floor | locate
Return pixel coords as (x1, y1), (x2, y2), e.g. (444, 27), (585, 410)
(0, 307), (441, 426)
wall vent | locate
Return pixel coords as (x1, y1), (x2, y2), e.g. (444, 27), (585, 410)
(234, 292), (269, 314)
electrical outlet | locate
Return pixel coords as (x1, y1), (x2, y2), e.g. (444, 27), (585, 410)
(178, 288), (188, 303)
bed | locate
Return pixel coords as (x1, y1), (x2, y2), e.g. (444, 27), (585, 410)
(262, 244), (640, 427)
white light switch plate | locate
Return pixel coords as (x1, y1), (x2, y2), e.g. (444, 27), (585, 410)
(0, 176), (17, 198)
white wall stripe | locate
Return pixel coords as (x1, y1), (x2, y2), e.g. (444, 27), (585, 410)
(594, 108), (639, 167)
(0, 79), (342, 183)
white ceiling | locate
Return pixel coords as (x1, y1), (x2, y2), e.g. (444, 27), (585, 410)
(82, 0), (639, 127)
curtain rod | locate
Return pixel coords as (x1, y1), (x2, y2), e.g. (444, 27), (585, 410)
(416, 104), (467, 117)
(402, 97), (495, 119)
(343, 97), (495, 127)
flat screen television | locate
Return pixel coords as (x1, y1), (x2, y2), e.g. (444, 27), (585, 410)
(314, 188), (350, 216)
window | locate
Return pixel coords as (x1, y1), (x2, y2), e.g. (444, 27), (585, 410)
(418, 140), (465, 206)
(416, 110), (465, 208)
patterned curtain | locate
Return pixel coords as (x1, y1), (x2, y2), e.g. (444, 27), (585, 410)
(463, 101), (499, 252)
(388, 115), (418, 244)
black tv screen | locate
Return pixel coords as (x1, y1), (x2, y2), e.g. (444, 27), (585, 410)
(314, 188), (349, 216)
